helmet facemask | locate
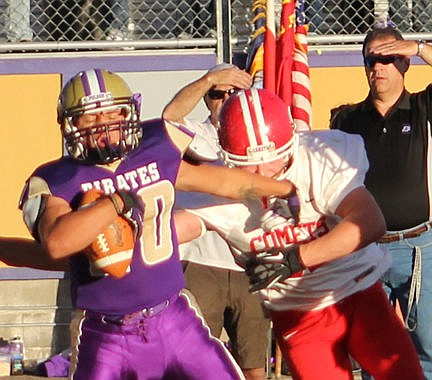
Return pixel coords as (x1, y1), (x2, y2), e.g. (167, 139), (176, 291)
(62, 96), (141, 164)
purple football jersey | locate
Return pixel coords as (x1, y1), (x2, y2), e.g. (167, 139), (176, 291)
(21, 119), (187, 315)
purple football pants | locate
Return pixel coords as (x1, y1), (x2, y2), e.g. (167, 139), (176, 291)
(71, 292), (244, 380)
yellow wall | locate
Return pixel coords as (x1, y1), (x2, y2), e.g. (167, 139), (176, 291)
(310, 64), (432, 130)
(1, 74), (61, 240)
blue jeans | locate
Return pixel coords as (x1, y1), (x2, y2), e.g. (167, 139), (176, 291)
(363, 229), (432, 379)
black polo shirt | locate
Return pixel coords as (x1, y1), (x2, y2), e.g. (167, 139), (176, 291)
(331, 85), (432, 230)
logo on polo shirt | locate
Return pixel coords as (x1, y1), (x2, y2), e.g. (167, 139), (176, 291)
(401, 123), (412, 134)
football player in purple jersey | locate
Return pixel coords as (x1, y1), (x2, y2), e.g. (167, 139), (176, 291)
(18, 69), (294, 380)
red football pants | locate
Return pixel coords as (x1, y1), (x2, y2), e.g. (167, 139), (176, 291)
(271, 282), (424, 380)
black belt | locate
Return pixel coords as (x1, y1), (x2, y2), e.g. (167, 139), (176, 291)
(378, 222), (432, 243)
(87, 293), (179, 326)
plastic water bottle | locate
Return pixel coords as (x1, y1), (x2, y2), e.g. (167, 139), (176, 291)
(9, 337), (24, 375)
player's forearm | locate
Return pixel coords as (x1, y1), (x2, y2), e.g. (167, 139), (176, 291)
(217, 167), (294, 199)
(174, 210), (204, 244)
(39, 197), (118, 259)
(177, 162), (294, 199)
(0, 237), (69, 271)
(234, 170), (294, 199)
(300, 215), (384, 267)
(299, 188), (385, 267)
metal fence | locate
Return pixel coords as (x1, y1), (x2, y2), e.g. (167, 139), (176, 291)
(0, 0), (431, 54)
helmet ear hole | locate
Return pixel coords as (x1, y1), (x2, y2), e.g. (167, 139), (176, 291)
(71, 114), (82, 126)
(218, 89), (294, 166)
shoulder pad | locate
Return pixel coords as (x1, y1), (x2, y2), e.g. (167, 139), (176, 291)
(19, 176), (52, 238)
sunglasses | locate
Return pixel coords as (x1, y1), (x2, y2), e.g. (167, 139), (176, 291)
(364, 55), (402, 69)
(207, 88), (236, 100)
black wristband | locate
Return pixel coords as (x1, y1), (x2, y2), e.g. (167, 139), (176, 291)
(107, 193), (123, 215)
(116, 190), (141, 214)
(108, 191), (141, 215)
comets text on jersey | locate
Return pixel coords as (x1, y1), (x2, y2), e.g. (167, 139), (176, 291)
(249, 216), (330, 251)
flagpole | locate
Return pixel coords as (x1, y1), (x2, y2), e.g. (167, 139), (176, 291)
(264, 0), (276, 91)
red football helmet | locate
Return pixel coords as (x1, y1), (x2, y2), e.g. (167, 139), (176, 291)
(218, 88), (294, 166)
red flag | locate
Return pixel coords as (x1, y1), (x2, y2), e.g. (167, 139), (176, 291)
(275, 0), (295, 106)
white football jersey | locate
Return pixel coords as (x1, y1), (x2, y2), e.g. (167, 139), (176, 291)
(186, 130), (391, 311)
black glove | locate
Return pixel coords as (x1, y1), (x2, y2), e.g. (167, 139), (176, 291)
(236, 245), (305, 293)
(117, 190), (142, 214)
(107, 191), (143, 240)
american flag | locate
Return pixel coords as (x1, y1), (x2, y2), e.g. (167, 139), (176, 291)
(276, 0), (311, 131)
(247, 0), (311, 130)
(289, 0), (312, 131)
(275, 0), (295, 107)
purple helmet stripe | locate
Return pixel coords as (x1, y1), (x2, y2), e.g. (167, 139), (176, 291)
(95, 69), (107, 92)
(80, 69), (106, 96)
(80, 70), (91, 95)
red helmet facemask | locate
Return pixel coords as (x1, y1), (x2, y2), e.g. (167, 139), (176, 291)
(218, 88), (295, 166)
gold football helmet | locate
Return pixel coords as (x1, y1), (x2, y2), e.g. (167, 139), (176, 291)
(57, 69), (141, 164)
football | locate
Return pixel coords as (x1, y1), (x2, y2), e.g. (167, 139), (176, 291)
(80, 188), (135, 278)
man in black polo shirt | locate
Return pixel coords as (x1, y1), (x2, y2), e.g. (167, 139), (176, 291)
(331, 27), (432, 379)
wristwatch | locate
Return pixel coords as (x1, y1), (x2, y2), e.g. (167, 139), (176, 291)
(417, 40), (426, 57)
